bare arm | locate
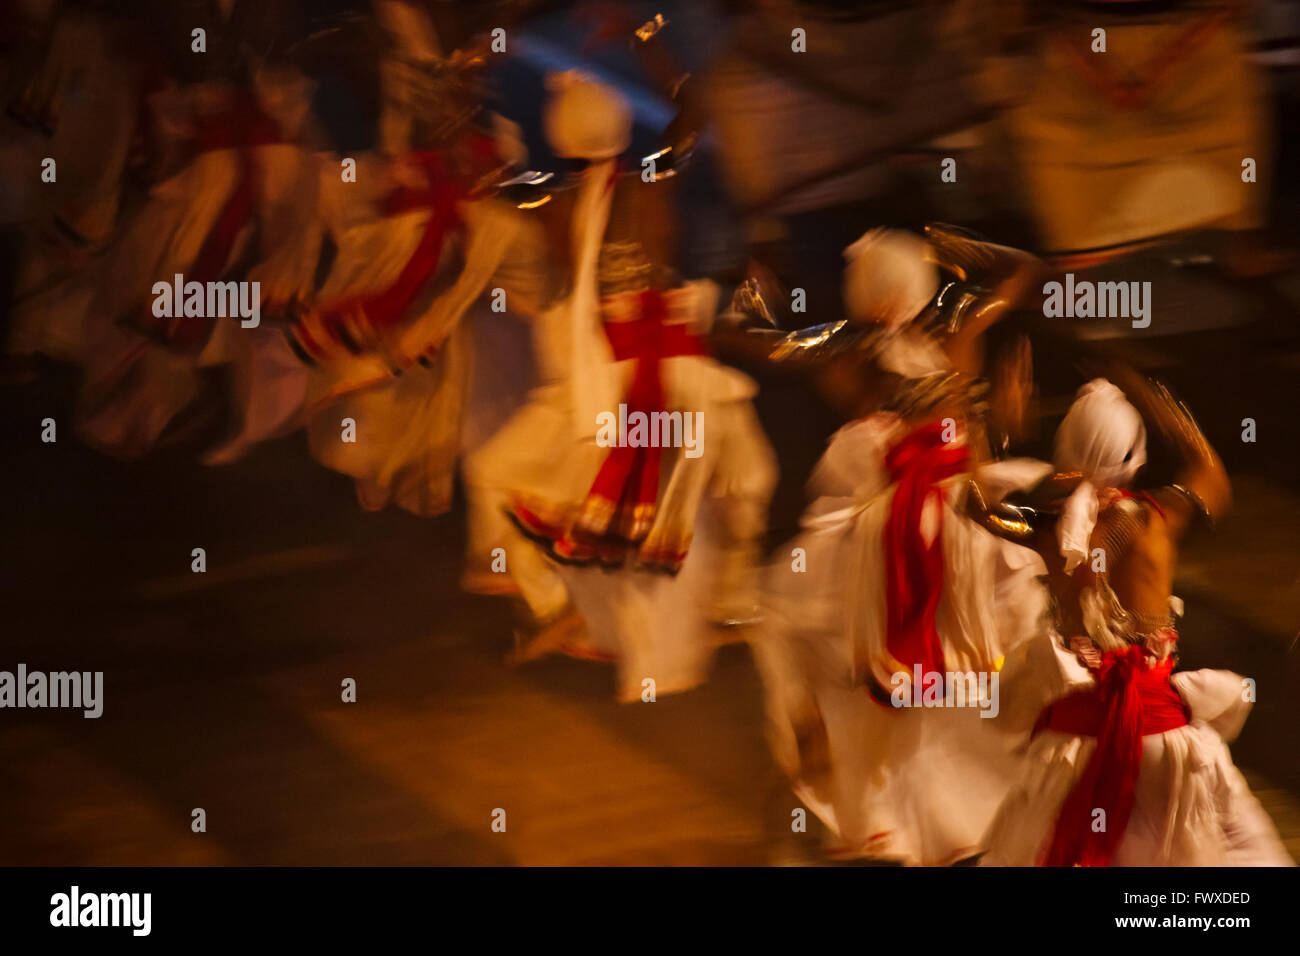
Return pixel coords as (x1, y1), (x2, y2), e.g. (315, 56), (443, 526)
(1105, 365), (1230, 541)
(926, 226), (1045, 377)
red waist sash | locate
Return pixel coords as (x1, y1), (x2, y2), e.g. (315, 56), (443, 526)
(576, 289), (706, 545)
(134, 96), (280, 351)
(879, 423), (969, 682)
(511, 288), (707, 570)
(1038, 646), (1189, 866)
(291, 149), (469, 366)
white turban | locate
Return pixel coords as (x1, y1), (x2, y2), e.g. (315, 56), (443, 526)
(1054, 378), (1148, 572)
(842, 228), (938, 328)
(543, 72), (633, 161)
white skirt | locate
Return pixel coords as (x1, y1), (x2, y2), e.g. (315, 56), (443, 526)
(751, 414), (1051, 864)
(468, 362), (777, 700)
(981, 659), (1293, 867)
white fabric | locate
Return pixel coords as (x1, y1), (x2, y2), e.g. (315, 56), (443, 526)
(842, 229), (938, 327)
(459, 303), (543, 590)
(75, 328), (201, 460)
(315, 208), (432, 305)
(548, 160), (620, 440)
(11, 147), (243, 364)
(982, 648), (1292, 867)
(1054, 378), (1148, 572)
(559, 501), (726, 702)
(465, 338), (777, 645)
(244, 144), (325, 307)
(49, 139), (321, 459)
(465, 169), (776, 687)
(396, 199), (526, 361)
(975, 457), (1056, 507)
(306, 195), (536, 514)
(752, 413), (1050, 864)
(873, 326), (949, 379)
(201, 327), (309, 466)
(308, 335), (467, 516)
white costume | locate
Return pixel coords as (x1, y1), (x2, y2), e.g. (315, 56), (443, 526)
(303, 177), (539, 517)
(303, 3), (547, 521)
(982, 381), (1291, 866)
(466, 74), (777, 699)
(27, 75), (321, 460)
(751, 231), (1050, 864)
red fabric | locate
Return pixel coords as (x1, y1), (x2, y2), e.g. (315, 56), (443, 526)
(1039, 648), (1189, 866)
(294, 150), (471, 362)
(137, 147), (259, 350)
(134, 96), (280, 350)
(581, 290), (706, 540)
(881, 424), (970, 679)
(339, 156), (463, 332)
(511, 289), (707, 570)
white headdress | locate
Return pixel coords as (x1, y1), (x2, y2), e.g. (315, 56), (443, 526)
(841, 228), (945, 376)
(842, 228), (938, 329)
(1054, 378), (1148, 572)
(543, 71), (632, 161)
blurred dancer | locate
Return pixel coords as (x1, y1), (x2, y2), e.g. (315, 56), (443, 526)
(6, 2), (144, 362)
(467, 71), (777, 699)
(75, 64), (320, 459)
(979, 373), (1292, 866)
(297, 141), (515, 512)
(748, 227), (1052, 863)
(298, 4), (549, 537)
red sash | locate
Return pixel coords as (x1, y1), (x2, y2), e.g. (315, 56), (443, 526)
(291, 133), (501, 366)
(292, 151), (468, 366)
(134, 97), (280, 351)
(880, 424), (970, 682)
(575, 289), (706, 545)
(1038, 645), (1189, 866)
(512, 289), (706, 569)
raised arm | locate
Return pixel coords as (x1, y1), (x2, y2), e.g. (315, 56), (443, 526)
(924, 225), (1045, 378)
(1106, 365), (1231, 541)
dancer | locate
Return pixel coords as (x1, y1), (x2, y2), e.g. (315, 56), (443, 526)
(6, 3), (145, 365)
(749, 226), (1052, 864)
(297, 8), (550, 542)
(71, 62), (320, 460)
(979, 371), (1292, 866)
(466, 70), (777, 698)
